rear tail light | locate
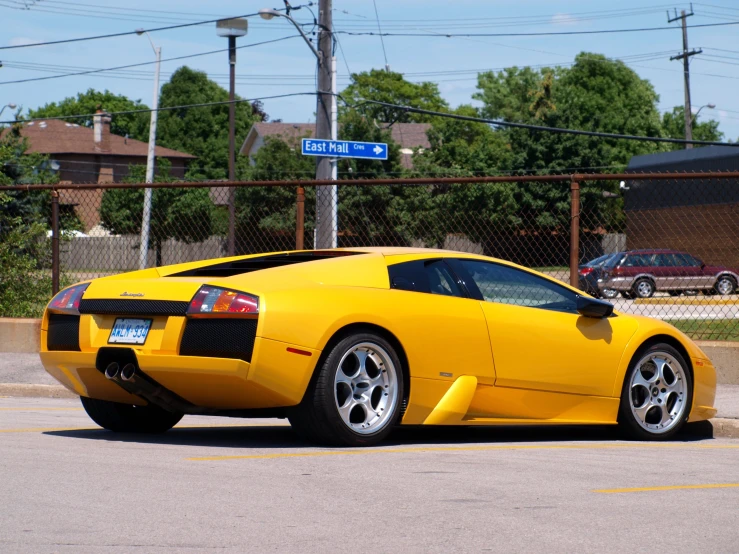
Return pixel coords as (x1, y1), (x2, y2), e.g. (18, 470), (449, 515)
(187, 286), (259, 317)
(48, 283), (89, 315)
(579, 267), (594, 276)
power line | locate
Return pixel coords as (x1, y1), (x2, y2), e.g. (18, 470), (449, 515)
(0, 10), (264, 50)
(371, 0), (390, 71)
(0, 92), (318, 125)
(0, 35), (299, 85)
(347, 97), (739, 147)
(334, 19), (739, 38)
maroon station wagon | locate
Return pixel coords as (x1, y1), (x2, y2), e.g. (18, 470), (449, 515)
(597, 249), (739, 299)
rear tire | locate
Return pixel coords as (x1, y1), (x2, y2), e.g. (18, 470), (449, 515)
(633, 278), (655, 299)
(618, 343), (692, 441)
(288, 332), (404, 447)
(80, 396), (183, 433)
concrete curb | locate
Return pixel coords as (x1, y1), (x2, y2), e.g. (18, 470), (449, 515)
(0, 383), (76, 399)
(0, 318), (41, 353)
(710, 418), (739, 439)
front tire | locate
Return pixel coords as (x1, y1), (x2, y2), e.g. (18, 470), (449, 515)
(80, 396), (183, 433)
(714, 275), (737, 296)
(618, 344), (692, 440)
(288, 332), (404, 446)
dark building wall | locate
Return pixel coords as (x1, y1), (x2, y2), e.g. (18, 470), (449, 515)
(627, 203), (739, 269)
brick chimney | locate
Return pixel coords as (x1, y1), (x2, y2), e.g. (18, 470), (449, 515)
(93, 109), (111, 153)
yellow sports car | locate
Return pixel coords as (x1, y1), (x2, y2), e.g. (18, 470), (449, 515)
(40, 248), (717, 446)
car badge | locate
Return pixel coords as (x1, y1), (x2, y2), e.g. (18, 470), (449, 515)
(120, 292), (145, 297)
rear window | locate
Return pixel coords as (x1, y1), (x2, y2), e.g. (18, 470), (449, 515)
(168, 251), (364, 278)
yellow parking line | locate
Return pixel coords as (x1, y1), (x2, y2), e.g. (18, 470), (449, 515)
(186, 442), (739, 462)
(0, 422), (289, 433)
(594, 483), (739, 494)
(634, 298), (739, 305)
(0, 407), (83, 411)
(0, 427), (98, 433)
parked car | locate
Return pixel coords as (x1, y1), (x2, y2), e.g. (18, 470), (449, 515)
(597, 249), (739, 299)
(578, 253), (620, 299)
(39, 248), (716, 445)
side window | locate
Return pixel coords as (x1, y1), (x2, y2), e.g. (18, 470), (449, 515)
(624, 254), (653, 267)
(680, 254), (701, 267)
(388, 260), (463, 297)
(458, 260), (577, 313)
(425, 261), (463, 297)
(656, 254), (679, 267)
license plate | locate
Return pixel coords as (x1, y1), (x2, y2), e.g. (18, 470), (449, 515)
(109, 318), (152, 345)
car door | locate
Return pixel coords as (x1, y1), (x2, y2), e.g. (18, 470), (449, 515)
(450, 259), (638, 397)
(387, 259), (496, 384)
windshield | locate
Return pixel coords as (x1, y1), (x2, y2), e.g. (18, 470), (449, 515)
(585, 253), (620, 268)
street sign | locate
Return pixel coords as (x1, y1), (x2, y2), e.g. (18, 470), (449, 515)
(301, 138), (388, 161)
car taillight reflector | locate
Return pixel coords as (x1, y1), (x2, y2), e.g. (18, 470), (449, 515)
(579, 267), (594, 276)
(48, 283), (89, 315)
(187, 286), (258, 317)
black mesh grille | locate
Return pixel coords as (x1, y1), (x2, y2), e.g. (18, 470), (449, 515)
(180, 319), (257, 362)
(47, 314), (80, 351)
(79, 299), (188, 316)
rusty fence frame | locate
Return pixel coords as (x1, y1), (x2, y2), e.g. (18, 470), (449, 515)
(8, 171), (739, 294)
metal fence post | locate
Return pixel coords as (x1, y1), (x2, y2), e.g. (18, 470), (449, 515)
(51, 189), (60, 295)
(296, 185), (305, 250)
(569, 179), (580, 288)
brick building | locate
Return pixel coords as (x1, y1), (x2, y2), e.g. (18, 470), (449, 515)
(15, 112), (195, 232)
(625, 146), (739, 268)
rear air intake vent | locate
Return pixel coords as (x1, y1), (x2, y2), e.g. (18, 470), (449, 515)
(79, 299), (188, 316)
(47, 313), (81, 351)
(180, 319), (257, 362)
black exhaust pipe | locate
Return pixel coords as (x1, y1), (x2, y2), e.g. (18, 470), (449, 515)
(117, 363), (207, 415)
(104, 362), (121, 381)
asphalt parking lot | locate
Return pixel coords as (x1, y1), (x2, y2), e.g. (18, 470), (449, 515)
(2, 396), (738, 553)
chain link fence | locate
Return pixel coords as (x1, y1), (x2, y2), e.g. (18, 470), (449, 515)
(4, 173), (739, 340)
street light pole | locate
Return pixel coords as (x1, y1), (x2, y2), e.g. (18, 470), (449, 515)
(136, 29), (160, 270)
(691, 103), (716, 125)
(216, 18), (248, 257)
(0, 102), (17, 119)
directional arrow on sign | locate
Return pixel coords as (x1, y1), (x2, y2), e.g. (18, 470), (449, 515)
(373, 144), (384, 156)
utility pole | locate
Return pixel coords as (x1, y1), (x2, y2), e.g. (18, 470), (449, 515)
(136, 30), (160, 270)
(668, 5), (702, 149)
(314, 0), (334, 249)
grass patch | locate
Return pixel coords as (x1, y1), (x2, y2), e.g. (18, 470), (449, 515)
(666, 319), (739, 342)
(533, 266), (568, 273)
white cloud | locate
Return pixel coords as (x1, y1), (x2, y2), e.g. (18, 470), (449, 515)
(551, 13), (577, 26)
(8, 37), (37, 47)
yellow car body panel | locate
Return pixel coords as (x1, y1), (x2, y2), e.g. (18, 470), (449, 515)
(39, 248), (717, 427)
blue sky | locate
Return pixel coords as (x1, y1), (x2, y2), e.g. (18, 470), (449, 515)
(3, 0), (739, 139)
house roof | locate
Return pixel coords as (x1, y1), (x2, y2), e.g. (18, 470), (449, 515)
(11, 119), (195, 159)
(628, 145), (739, 170)
(240, 122), (432, 155)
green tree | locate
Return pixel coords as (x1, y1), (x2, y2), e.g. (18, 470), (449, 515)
(0, 126), (60, 317)
(470, 53), (666, 260)
(155, 66), (266, 180)
(235, 135), (315, 252)
(340, 69), (448, 123)
(662, 106), (723, 150)
(28, 89), (149, 140)
(100, 159), (213, 266)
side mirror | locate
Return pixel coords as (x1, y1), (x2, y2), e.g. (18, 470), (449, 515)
(576, 295), (614, 319)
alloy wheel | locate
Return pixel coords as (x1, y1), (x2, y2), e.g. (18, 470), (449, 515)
(636, 280), (654, 298)
(629, 351), (688, 434)
(716, 277), (735, 296)
(334, 342), (399, 435)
